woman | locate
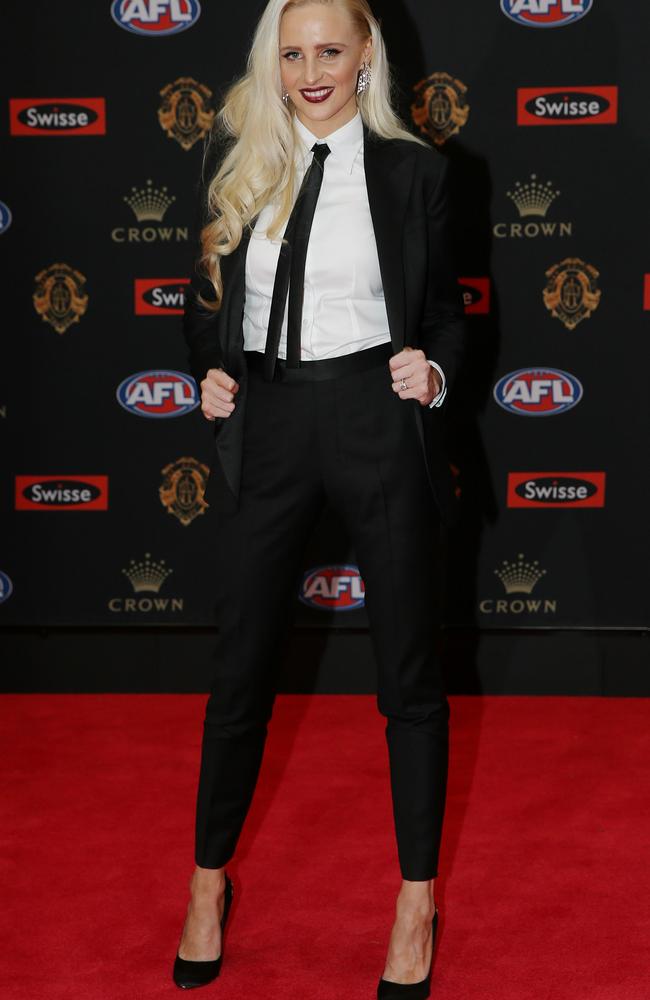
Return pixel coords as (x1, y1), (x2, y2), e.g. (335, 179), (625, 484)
(174, 0), (467, 995)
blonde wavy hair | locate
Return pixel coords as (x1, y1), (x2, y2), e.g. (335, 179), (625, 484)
(197, 0), (425, 311)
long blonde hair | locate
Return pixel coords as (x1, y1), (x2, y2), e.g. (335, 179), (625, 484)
(197, 0), (425, 311)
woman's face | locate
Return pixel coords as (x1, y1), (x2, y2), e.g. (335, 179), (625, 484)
(279, 3), (372, 137)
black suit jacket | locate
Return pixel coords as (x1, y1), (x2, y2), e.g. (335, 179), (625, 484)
(182, 122), (468, 523)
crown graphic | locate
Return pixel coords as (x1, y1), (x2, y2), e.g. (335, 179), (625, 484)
(494, 553), (546, 594)
(123, 180), (175, 222)
(506, 174), (560, 218)
(122, 552), (173, 593)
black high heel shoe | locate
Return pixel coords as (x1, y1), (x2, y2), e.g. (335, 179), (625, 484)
(377, 907), (438, 999)
(173, 871), (234, 990)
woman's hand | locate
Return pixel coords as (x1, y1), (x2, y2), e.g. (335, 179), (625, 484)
(389, 347), (441, 407)
(200, 367), (239, 421)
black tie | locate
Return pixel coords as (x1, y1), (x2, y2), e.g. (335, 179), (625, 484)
(263, 141), (331, 380)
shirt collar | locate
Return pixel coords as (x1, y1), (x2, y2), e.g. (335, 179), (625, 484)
(293, 109), (363, 174)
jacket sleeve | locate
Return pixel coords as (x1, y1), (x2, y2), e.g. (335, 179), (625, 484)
(418, 153), (468, 399)
(182, 132), (229, 390)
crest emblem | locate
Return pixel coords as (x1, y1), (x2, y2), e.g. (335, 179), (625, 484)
(411, 71), (470, 146)
(33, 262), (88, 334)
(157, 77), (215, 150)
(543, 257), (601, 330)
(159, 456), (210, 525)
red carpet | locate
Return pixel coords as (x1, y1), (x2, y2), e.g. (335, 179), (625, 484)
(1, 694), (648, 999)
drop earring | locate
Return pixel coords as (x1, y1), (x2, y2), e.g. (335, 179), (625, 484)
(356, 62), (371, 94)
(281, 89), (289, 104)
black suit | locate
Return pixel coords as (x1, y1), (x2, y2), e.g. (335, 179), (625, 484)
(184, 122), (467, 524)
(183, 122), (468, 882)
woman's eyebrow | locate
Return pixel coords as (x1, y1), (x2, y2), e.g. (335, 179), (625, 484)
(279, 41), (348, 51)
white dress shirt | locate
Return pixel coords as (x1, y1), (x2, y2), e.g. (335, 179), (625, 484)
(242, 110), (446, 407)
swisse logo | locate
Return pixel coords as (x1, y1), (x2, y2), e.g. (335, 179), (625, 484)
(111, 0), (201, 36)
(15, 475), (109, 510)
(0, 570), (13, 604)
(518, 86), (618, 126)
(10, 98), (107, 136)
(300, 564), (365, 611)
(494, 367), (583, 416)
(117, 370), (199, 418)
(135, 278), (188, 315)
(459, 277), (490, 314)
(501, 0), (593, 28)
(507, 472), (606, 508)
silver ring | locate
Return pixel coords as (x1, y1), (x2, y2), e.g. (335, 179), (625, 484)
(400, 378), (408, 391)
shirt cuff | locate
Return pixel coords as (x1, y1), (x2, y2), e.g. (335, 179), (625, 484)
(427, 360), (447, 408)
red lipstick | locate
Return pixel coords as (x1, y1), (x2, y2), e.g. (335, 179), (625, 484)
(299, 86), (334, 103)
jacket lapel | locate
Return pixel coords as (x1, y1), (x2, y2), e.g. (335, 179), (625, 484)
(362, 123), (415, 353)
(218, 222), (252, 368)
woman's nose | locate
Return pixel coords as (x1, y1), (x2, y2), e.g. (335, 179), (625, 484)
(302, 56), (324, 85)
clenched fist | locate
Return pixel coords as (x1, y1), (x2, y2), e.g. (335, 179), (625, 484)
(389, 347), (441, 406)
(200, 368), (239, 421)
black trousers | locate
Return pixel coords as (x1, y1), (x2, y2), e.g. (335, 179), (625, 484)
(194, 345), (449, 881)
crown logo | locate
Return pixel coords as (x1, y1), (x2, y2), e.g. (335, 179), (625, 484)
(123, 180), (175, 222)
(122, 552), (173, 593)
(494, 553), (546, 594)
(506, 174), (560, 218)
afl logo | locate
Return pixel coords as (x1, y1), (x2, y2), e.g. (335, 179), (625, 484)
(0, 570), (13, 603)
(500, 1), (593, 27)
(116, 370), (199, 418)
(300, 564), (365, 611)
(111, 0), (201, 36)
(494, 367), (583, 416)
(0, 201), (12, 234)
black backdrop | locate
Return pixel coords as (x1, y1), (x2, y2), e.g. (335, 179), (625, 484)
(2, 2), (649, 687)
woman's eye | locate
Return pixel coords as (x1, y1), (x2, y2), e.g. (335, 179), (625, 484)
(282, 49), (340, 60)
